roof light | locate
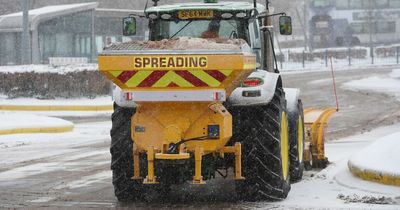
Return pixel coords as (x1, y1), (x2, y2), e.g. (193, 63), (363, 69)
(221, 13), (233, 19)
(148, 13), (158, 19)
(242, 78), (263, 87)
(236, 12), (247, 18)
(204, 0), (218, 3)
(161, 13), (172, 20)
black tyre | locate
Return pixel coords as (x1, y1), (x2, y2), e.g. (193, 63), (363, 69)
(288, 100), (305, 182)
(233, 88), (291, 201)
(304, 150), (313, 171)
(110, 103), (144, 201)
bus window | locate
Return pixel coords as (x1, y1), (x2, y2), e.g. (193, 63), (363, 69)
(313, 0), (331, 7)
(349, 0), (362, 9)
(374, 0), (389, 8)
(377, 21), (396, 33)
(336, 0), (349, 9)
(389, 0), (400, 8)
(350, 22), (363, 34)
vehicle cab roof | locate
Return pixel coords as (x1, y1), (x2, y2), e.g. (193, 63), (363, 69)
(145, 1), (265, 14)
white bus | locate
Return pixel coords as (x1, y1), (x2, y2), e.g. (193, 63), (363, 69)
(309, 0), (400, 49)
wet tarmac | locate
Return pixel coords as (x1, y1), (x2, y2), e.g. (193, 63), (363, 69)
(1, 67), (399, 209)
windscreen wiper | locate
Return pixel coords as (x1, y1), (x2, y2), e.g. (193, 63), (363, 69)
(170, 20), (193, 38)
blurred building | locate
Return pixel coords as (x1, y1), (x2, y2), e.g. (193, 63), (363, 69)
(0, 2), (146, 65)
(309, 0), (400, 49)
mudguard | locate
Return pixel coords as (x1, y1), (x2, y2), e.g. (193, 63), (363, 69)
(227, 70), (281, 106)
(112, 85), (137, 108)
(284, 88), (301, 113)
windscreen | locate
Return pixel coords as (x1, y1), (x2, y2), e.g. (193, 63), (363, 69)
(151, 19), (248, 42)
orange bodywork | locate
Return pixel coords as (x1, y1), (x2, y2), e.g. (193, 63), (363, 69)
(98, 54), (256, 95)
(132, 102), (232, 154)
(98, 52), (255, 184)
(98, 53), (255, 152)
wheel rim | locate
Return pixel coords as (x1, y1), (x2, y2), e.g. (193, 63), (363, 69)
(298, 115), (304, 163)
(280, 112), (289, 180)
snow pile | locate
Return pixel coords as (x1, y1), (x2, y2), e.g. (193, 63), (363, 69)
(109, 37), (247, 50)
(0, 121), (110, 165)
(348, 131), (400, 177)
(389, 69), (400, 79)
(0, 63), (98, 74)
(342, 69), (400, 101)
(337, 194), (397, 205)
(0, 112), (73, 132)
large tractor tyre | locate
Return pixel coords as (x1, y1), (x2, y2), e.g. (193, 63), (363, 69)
(110, 103), (143, 201)
(288, 100), (305, 182)
(234, 88), (291, 201)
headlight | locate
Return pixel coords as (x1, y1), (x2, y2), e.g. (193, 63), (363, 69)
(236, 12), (247, 18)
(161, 13), (172, 20)
(148, 13), (158, 19)
(221, 13), (233, 19)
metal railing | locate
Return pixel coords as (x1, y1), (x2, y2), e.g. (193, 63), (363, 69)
(278, 45), (400, 70)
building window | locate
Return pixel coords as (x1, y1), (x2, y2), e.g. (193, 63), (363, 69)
(95, 17), (121, 36)
(351, 21), (395, 34)
(0, 33), (20, 65)
(95, 36), (103, 53)
(38, 10), (93, 61)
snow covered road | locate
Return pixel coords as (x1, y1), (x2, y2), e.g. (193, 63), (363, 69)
(0, 121), (399, 209)
(0, 66), (399, 209)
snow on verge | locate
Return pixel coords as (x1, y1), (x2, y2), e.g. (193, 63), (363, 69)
(0, 95), (112, 106)
(0, 63), (98, 74)
(0, 112), (73, 132)
(342, 69), (400, 101)
(348, 132), (400, 177)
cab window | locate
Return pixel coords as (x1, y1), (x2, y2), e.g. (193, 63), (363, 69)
(151, 19), (248, 42)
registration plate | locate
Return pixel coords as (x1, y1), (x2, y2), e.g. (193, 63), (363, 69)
(178, 10), (214, 19)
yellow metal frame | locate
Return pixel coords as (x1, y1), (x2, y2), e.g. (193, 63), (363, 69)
(303, 108), (337, 167)
(219, 142), (245, 180)
(130, 102), (247, 184)
(132, 144), (142, 180)
(193, 146), (205, 184)
(134, 142), (245, 184)
(143, 146), (159, 184)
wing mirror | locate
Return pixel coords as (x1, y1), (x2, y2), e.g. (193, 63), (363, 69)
(279, 16), (292, 35)
(123, 16), (137, 36)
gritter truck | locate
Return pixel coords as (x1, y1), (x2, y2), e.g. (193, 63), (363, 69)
(98, 0), (306, 201)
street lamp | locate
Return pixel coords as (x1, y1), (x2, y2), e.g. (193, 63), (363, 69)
(21, 0), (31, 64)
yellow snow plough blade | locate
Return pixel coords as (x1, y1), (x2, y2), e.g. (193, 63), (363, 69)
(303, 108), (337, 169)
